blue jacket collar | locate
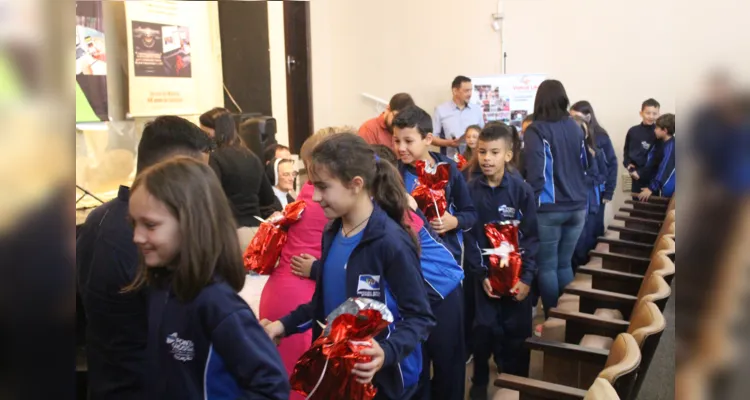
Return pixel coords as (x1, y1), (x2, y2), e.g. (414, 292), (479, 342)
(476, 171), (509, 189)
(400, 151), (451, 174)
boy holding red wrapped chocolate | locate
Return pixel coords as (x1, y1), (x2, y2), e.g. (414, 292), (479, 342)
(463, 122), (539, 400)
(392, 105), (477, 400)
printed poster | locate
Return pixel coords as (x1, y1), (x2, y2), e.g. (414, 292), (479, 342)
(469, 74), (547, 130)
(131, 21), (191, 77)
(125, 0), (200, 116)
(76, 1), (108, 122)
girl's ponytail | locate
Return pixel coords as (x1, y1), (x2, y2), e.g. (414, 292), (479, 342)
(371, 157), (420, 252)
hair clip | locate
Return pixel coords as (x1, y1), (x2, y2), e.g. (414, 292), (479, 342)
(374, 154), (381, 163)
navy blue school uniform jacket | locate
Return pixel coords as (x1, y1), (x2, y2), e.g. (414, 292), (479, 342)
(146, 275), (290, 400)
(398, 152), (477, 262)
(463, 173), (539, 322)
(623, 122), (656, 170)
(280, 205), (436, 400)
(585, 148), (607, 215)
(594, 130), (618, 201)
(645, 138), (676, 197)
(523, 118), (589, 213)
(411, 208), (464, 305)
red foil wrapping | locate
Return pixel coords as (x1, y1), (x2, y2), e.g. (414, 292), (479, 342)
(291, 298), (393, 400)
(243, 200), (306, 274)
(453, 153), (467, 170)
(483, 221), (523, 296)
(411, 160), (450, 222)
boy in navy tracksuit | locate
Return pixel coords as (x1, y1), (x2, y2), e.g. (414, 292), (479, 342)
(624, 98), (660, 192)
(636, 113), (676, 201)
(391, 106), (478, 365)
(392, 106), (477, 263)
(371, 144), (466, 400)
(463, 123), (539, 400)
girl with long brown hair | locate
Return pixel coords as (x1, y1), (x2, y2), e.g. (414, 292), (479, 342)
(124, 156), (289, 399)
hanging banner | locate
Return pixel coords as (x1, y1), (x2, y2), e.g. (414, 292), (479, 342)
(469, 74), (547, 130)
(125, 0), (198, 116)
(76, 1), (108, 122)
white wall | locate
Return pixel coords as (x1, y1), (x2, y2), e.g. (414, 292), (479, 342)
(501, 0), (675, 213)
(267, 2), (290, 147)
(309, 0), (504, 130)
(308, 0), (677, 216)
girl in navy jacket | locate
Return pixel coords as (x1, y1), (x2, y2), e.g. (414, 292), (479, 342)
(263, 133), (436, 400)
(571, 101), (618, 238)
(123, 157), (289, 400)
(570, 116), (607, 269)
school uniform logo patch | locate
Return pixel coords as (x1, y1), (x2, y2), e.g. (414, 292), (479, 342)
(498, 205), (517, 219)
(357, 275), (381, 298)
(166, 332), (194, 362)
(641, 141), (651, 150)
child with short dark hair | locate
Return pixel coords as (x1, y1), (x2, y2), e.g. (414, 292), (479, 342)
(392, 105), (478, 375)
(624, 98), (660, 192)
(124, 157), (290, 399)
(392, 105), (477, 260)
(463, 123), (539, 399)
(637, 113), (676, 201)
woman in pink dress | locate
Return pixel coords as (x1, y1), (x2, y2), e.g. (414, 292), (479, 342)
(259, 132), (335, 399)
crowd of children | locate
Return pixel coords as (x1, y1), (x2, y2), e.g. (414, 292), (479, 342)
(77, 78), (675, 400)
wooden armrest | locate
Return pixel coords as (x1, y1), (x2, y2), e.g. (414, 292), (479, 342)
(625, 199), (668, 210)
(608, 226), (659, 237)
(495, 373), (588, 400)
(614, 215), (663, 226)
(548, 308), (630, 333)
(618, 207), (666, 219)
(563, 286), (638, 305)
(628, 194), (671, 204)
(576, 265), (644, 281)
(525, 336), (611, 365)
(589, 251), (651, 265)
(597, 237), (654, 250)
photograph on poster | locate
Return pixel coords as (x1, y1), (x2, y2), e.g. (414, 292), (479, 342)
(470, 74), (546, 125)
(131, 21), (191, 77)
(76, 0), (108, 122)
(76, 25), (106, 76)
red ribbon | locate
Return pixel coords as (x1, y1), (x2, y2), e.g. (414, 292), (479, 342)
(290, 309), (390, 400)
(411, 160), (450, 222)
(484, 221), (523, 296)
(453, 153), (467, 170)
(243, 200), (306, 274)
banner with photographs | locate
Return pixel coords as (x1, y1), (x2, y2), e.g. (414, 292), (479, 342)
(125, 1), (198, 116)
(76, 1), (108, 122)
(469, 74), (547, 131)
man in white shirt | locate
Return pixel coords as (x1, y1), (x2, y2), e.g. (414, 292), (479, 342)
(431, 75), (485, 158)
